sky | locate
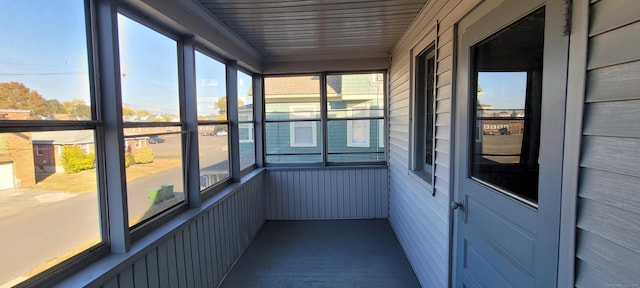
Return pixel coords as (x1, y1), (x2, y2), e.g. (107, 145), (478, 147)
(477, 72), (527, 110)
(1, 1), (517, 115)
(0, 1), (252, 116)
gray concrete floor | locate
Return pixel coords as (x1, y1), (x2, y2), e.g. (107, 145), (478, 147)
(220, 219), (421, 288)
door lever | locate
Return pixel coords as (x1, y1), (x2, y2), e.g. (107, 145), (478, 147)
(451, 201), (463, 210)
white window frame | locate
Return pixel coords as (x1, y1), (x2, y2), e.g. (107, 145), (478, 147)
(239, 123), (254, 143)
(378, 119), (385, 148)
(36, 145), (44, 156)
(347, 106), (370, 147)
(289, 106), (317, 147)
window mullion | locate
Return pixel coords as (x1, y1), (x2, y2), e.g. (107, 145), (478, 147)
(226, 61), (240, 181)
(320, 72), (328, 166)
(181, 37), (201, 207)
(96, 0), (130, 253)
(254, 75), (264, 167)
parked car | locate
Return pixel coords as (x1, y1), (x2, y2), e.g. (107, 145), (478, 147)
(215, 130), (228, 136)
(148, 136), (165, 144)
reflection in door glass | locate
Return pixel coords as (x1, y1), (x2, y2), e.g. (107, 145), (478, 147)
(470, 8), (545, 204)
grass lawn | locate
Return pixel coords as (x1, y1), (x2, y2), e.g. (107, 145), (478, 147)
(30, 159), (182, 194)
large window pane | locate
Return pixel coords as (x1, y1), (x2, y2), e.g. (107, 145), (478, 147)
(0, 130), (100, 286)
(0, 1), (92, 121)
(124, 130), (184, 227)
(327, 119), (384, 162)
(238, 71), (255, 169)
(198, 124), (230, 190)
(327, 73), (384, 118)
(265, 76), (321, 163)
(265, 76), (321, 120)
(265, 121), (321, 163)
(238, 71), (253, 121)
(470, 8), (544, 204)
(195, 51), (227, 120)
(326, 73), (385, 162)
(118, 14), (179, 123)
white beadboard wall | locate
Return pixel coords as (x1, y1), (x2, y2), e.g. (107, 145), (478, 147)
(56, 171), (266, 288)
(387, 1), (480, 287)
(265, 167), (389, 220)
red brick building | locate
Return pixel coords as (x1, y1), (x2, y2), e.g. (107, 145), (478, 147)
(0, 110), (36, 190)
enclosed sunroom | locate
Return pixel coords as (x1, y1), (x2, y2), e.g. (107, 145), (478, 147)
(0, 0), (638, 287)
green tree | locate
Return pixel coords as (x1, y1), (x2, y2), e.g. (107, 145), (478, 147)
(45, 99), (64, 116)
(214, 97), (227, 115)
(62, 99), (91, 119)
(214, 97), (243, 120)
(0, 82), (48, 118)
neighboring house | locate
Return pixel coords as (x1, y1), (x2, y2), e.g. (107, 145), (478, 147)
(32, 130), (96, 173)
(32, 130), (148, 173)
(0, 110), (36, 190)
(0, 109), (31, 121)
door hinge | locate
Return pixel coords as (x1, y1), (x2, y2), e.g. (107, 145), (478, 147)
(563, 0), (573, 36)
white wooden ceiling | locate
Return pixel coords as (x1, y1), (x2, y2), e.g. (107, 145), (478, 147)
(196, 0), (429, 67)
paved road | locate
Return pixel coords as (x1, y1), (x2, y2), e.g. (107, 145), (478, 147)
(0, 135), (229, 286)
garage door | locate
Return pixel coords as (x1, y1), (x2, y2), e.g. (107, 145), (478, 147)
(0, 162), (15, 190)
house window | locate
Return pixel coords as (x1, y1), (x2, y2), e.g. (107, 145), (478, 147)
(239, 122), (254, 142)
(0, 1), (102, 285)
(347, 107), (370, 147)
(326, 73), (384, 162)
(290, 107), (318, 147)
(265, 73), (385, 163)
(264, 75), (321, 163)
(35, 144), (44, 156)
(118, 13), (185, 227)
(195, 50), (230, 190)
(238, 70), (255, 170)
(412, 44), (436, 182)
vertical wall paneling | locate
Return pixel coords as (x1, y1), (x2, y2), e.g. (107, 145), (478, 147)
(575, 1), (640, 287)
(265, 167), (389, 220)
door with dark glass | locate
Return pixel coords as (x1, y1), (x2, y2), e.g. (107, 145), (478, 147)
(453, 0), (568, 287)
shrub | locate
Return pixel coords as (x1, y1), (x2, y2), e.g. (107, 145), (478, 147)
(61, 145), (95, 174)
(125, 153), (135, 168)
(134, 147), (154, 164)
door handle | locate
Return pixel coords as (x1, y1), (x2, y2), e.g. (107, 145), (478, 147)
(451, 201), (463, 210)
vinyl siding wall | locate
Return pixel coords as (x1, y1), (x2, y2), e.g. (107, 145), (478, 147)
(575, 1), (640, 286)
(388, 1), (480, 287)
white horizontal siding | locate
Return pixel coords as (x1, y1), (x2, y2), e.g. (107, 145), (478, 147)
(387, 0), (480, 287)
(265, 167), (388, 220)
